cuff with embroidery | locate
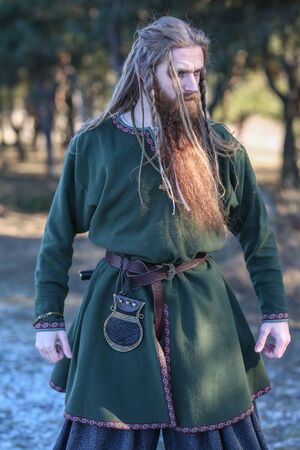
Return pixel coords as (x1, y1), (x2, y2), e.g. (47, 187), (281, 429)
(261, 312), (289, 323)
(33, 312), (65, 331)
(33, 319), (66, 331)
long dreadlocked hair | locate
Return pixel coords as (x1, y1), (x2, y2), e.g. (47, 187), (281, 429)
(76, 15), (240, 218)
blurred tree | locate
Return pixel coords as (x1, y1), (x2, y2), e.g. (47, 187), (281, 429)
(247, 1), (300, 187)
(0, 0), (68, 174)
(179, 2), (250, 121)
(0, 0), (111, 173)
(0, 0), (298, 186)
(179, 0), (300, 187)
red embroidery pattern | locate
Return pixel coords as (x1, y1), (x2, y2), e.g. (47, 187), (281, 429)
(111, 115), (156, 154)
(251, 384), (272, 400)
(63, 383), (271, 433)
(64, 412), (171, 430)
(33, 321), (65, 330)
(156, 304), (177, 427)
(174, 385), (272, 433)
(49, 380), (66, 392)
(262, 312), (288, 320)
(163, 304), (172, 383)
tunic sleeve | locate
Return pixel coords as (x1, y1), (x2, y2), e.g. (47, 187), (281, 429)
(33, 133), (96, 331)
(212, 121), (289, 324)
(227, 143), (289, 323)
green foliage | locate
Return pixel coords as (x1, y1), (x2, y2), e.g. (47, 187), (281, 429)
(212, 70), (282, 123)
(0, 0), (299, 123)
(0, 3), (296, 80)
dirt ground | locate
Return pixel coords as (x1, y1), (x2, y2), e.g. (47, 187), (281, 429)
(0, 116), (299, 449)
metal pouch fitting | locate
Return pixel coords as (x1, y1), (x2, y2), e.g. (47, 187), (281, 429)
(103, 293), (145, 352)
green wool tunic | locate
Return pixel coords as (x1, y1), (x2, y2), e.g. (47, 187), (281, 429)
(33, 113), (289, 433)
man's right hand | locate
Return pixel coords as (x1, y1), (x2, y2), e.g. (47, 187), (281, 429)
(35, 330), (72, 363)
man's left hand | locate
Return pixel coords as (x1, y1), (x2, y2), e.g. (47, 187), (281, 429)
(254, 321), (291, 358)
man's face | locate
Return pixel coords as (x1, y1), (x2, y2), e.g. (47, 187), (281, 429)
(155, 46), (204, 101)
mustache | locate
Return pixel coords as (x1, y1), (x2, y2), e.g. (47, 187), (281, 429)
(183, 93), (200, 101)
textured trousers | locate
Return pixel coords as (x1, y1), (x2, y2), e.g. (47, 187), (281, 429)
(53, 401), (269, 450)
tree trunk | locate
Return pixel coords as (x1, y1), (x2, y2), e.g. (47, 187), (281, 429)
(65, 83), (75, 143)
(208, 76), (227, 117)
(9, 121), (26, 162)
(264, 59), (299, 188)
(281, 98), (299, 187)
(107, 0), (122, 74)
(209, 50), (247, 119)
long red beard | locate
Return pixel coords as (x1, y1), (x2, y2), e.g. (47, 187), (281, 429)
(153, 78), (226, 235)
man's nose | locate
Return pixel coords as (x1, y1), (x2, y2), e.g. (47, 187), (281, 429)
(182, 73), (199, 93)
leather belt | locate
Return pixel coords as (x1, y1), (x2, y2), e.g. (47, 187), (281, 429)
(104, 250), (208, 342)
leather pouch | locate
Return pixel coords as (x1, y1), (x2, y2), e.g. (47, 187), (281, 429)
(103, 293), (145, 352)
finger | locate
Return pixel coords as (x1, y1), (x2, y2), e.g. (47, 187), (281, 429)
(263, 343), (284, 359)
(39, 344), (61, 363)
(55, 342), (64, 355)
(262, 343), (276, 358)
(282, 341), (289, 355)
(54, 343), (65, 361)
(39, 348), (53, 362)
(255, 328), (269, 352)
(263, 342), (274, 354)
(58, 333), (72, 358)
(47, 343), (65, 363)
(271, 339), (286, 358)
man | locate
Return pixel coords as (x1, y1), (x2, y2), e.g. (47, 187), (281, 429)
(34, 16), (290, 450)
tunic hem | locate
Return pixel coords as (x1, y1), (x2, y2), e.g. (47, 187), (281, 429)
(49, 379), (272, 433)
(61, 384), (271, 434)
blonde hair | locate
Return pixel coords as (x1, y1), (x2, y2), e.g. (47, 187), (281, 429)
(76, 15), (240, 215)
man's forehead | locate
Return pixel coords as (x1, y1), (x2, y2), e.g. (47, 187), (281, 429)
(171, 46), (204, 70)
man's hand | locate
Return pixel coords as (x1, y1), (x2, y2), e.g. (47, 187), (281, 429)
(254, 322), (291, 358)
(35, 330), (72, 363)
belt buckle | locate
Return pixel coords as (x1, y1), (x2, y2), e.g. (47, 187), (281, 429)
(162, 262), (176, 280)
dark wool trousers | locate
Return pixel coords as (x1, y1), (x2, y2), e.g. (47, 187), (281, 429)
(52, 401), (269, 450)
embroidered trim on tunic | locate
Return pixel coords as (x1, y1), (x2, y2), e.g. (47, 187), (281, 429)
(62, 384), (271, 433)
(156, 304), (177, 427)
(111, 115), (156, 154)
(64, 411), (171, 429)
(49, 380), (66, 392)
(33, 321), (65, 330)
(174, 385), (272, 433)
(261, 312), (288, 320)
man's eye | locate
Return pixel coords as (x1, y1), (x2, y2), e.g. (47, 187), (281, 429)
(177, 71), (185, 77)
